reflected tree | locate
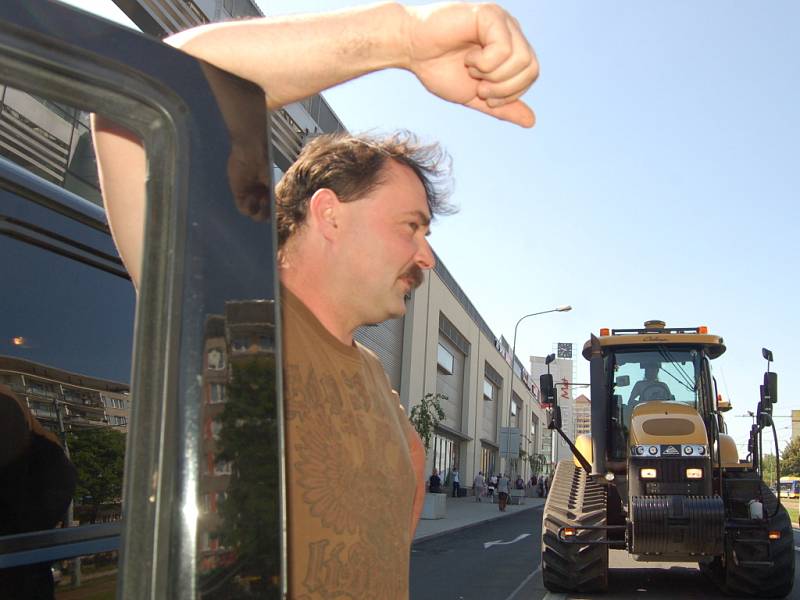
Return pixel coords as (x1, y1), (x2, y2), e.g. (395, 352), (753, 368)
(67, 428), (125, 524)
(212, 356), (279, 598)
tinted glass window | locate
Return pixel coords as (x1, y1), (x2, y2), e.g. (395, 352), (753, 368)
(0, 144), (134, 597)
(0, 208), (134, 382)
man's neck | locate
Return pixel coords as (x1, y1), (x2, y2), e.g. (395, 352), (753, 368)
(280, 274), (355, 346)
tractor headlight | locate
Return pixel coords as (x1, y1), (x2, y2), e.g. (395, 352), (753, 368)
(640, 468), (657, 479)
(686, 468), (703, 479)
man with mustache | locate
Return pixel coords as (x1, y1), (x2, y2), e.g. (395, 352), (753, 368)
(94, 2), (538, 596)
(275, 132), (448, 597)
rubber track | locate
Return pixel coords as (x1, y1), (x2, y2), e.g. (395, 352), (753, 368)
(541, 460), (609, 592)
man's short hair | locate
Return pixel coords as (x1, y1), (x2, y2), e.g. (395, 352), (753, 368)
(275, 131), (454, 248)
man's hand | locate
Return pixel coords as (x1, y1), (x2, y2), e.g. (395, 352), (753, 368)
(405, 3), (539, 127)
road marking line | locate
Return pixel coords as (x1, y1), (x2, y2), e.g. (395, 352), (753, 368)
(503, 566), (541, 600)
(484, 533), (531, 549)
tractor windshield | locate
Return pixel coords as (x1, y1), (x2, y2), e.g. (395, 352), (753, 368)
(611, 346), (700, 425)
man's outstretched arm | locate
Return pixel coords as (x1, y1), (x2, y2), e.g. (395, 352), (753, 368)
(93, 1), (540, 286)
(167, 2), (538, 126)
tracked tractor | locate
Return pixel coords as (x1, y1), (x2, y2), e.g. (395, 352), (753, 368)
(539, 320), (794, 597)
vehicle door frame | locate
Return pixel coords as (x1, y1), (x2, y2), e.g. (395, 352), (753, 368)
(0, 1), (285, 597)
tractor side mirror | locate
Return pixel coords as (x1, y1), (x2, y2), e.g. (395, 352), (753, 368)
(762, 372), (777, 405)
(615, 375), (630, 387)
(540, 373), (555, 408)
(717, 394), (732, 412)
(757, 402), (773, 427)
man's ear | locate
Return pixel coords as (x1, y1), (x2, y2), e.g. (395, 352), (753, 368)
(307, 188), (341, 240)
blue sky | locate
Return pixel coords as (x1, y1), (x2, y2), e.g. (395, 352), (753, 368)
(68, 0), (800, 455)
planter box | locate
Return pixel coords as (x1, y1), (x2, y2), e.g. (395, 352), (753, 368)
(421, 493), (447, 519)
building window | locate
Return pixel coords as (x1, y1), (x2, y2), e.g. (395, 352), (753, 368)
(257, 335), (273, 351)
(207, 347), (225, 370)
(483, 379), (495, 401)
(431, 433), (456, 487)
(214, 460), (232, 476)
(437, 344), (454, 374)
(211, 420), (222, 441)
(511, 401), (518, 417)
(209, 383), (226, 404)
(480, 445), (497, 477)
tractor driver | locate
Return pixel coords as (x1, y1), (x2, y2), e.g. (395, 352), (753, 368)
(629, 362), (672, 409)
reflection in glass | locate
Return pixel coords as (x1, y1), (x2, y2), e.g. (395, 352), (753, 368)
(1, 179), (134, 595)
(0, 85), (102, 205)
(199, 300), (279, 598)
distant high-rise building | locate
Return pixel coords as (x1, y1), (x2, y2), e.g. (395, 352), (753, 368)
(574, 394), (591, 436)
(530, 355), (574, 468)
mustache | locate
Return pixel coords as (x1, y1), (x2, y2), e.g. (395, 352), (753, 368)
(402, 265), (424, 289)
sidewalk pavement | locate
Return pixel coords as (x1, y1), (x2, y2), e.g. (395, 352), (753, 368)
(413, 493), (547, 544)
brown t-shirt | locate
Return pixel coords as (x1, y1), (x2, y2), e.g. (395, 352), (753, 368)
(282, 289), (417, 599)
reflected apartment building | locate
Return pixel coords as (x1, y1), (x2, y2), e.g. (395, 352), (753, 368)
(199, 299), (277, 574)
(0, 355), (130, 434)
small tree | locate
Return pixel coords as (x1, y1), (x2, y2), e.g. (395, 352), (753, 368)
(781, 437), (800, 478)
(409, 393), (446, 453)
(762, 453), (777, 488)
(528, 452), (547, 476)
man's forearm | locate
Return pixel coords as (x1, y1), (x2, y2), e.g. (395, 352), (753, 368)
(166, 2), (409, 110)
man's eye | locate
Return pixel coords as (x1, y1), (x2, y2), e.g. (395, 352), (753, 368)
(408, 222), (420, 232)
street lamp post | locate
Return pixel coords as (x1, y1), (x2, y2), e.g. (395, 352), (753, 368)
(503, 305), (572, 476)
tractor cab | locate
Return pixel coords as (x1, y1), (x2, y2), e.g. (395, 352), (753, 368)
(582, 320), (726, 469)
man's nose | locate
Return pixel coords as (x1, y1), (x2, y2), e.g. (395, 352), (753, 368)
(415, 237), (435, 270)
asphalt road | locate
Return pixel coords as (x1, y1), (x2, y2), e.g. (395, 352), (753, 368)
(410, 508), (800, 600)
(410, 507), (544, 600)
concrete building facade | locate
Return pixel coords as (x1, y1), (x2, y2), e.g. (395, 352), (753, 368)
(400, 261), (550, 489)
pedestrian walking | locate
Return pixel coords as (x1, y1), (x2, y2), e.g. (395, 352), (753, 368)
(488, 473), (498, 503)
(497, 473), (510, 512)
(429, 468), (441, 494)
(451, 467), (460, 497)
(528, 474), (537, 498)
(473, 471), (485, 502)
